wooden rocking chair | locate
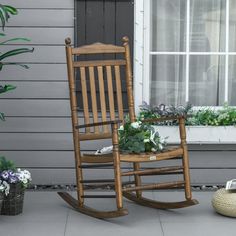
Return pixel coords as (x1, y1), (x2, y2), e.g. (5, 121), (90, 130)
(58, 36), (198, 218)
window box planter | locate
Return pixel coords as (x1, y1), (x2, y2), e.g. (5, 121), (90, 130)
(155, 126), (236, 144)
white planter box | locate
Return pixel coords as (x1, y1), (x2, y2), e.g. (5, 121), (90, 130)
(155, 126), (236, 144)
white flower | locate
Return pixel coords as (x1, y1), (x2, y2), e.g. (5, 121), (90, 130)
(158, 143), (163, 150)
(23, 170), (31, 179)
(118, 125), (124, 131)
(0, 181), (10, 196)
(150, 130), (158, 145)
(144, 139), (150, 143)
(22, 178), (28, 184)
(151, 148), (157, 152)
(131, 121), (141, 129)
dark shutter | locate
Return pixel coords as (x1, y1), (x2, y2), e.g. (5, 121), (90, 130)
(75, 0), (134, 111)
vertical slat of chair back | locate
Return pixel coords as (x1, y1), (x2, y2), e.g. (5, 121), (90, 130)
(80, 67), (90, 132)
(66, 37), (135, 139)
(106, 65), (116, 121)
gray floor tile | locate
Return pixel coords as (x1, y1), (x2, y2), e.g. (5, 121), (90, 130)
(153, 191), (234, 223)
(65, 191), (164, 236)
(0, 222), (65, 236)
(0, 192), (69, 223)
(0, 190), (235, 236)
(162, 221), (236, 236)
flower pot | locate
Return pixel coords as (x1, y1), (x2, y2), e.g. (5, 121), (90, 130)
(1, 183), (25, 215)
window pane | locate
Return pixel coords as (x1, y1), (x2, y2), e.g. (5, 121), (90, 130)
(189, 55), (225, 106)
(228, 56), (236, 105)
(229, 0), (236, 52)
(151, 0), (186, 52)
(190, 0), (226, 52)
(150, 55), (186, 106)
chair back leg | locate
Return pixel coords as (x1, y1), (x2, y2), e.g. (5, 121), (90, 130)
(179, 117), (192, 200)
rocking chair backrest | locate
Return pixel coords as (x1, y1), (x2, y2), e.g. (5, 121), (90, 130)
(65, 37), (136, 141)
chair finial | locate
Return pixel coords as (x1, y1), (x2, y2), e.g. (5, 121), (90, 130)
(122, 36), (129, 45)
(65, 37), (72, 46)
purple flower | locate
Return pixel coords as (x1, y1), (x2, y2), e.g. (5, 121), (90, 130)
(9, 175), (18, 184)
(1, 171), (9, 180)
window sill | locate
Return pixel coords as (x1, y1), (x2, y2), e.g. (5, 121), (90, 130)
(155, 126), (236, 144)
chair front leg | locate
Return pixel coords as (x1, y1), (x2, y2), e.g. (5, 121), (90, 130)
(111, 123), (123, 209)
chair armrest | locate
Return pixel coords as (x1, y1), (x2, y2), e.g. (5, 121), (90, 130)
(141, 115), (188, 123)
(76, 120), (123, 129)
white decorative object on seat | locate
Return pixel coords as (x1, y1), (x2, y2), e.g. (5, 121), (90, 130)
(212, 188), (236, 217)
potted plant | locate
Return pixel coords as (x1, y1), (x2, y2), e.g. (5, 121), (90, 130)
(118, 120), (167, 153)
(0, 156), (31, 215)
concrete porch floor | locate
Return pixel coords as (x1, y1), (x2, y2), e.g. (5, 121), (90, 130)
(0, 190), (235, 236)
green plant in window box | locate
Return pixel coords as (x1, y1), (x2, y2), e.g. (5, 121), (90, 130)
(138, 102), (236, 127)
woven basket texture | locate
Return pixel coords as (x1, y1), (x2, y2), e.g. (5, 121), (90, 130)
(1, 183), (25, 215)
(212, 188), (236, 217)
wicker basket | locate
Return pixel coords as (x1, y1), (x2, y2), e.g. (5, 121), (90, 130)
(0, 193), (3, 213)
(212, 188), (236, 217)
(1, 183), (25, 215)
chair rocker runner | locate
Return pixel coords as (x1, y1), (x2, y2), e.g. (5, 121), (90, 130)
(58, 36), (198, 218)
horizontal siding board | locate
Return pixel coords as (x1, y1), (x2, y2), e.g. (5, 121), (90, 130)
(29, 168), (130, 185)
(0, 133), (111, 150)
(2, 46), (66, 63)
(3, 28), (73, 45)
(0, 100), (70, 117)
(191, 169), (236, 185)
(0, 118), (72, 132)
(1, 0), (74, 9)
(1, 64), (68, 81)
(6, 9), (74, 27)
(0, 82), (69, 99)
(0, 151), (74, 168)
(0, 151), (130, 168)
(2, 150), (235, 168)
(27, 168), (236, 185)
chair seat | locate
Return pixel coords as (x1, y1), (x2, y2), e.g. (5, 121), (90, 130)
(81, 146), (183, 163)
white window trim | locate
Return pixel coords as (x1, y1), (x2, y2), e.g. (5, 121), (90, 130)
(134, 0), (233, 111)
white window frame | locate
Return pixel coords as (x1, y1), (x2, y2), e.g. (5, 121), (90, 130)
(134, 0), (236, 112)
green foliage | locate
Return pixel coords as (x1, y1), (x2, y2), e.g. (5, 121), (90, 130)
(118, 121), (167, 154)
(0, 156), (16, 171)
(0, 112), (4, 121)
(187, 105), (236, 126)
(0, 4), (18, 30)
(138, 102), (192, 126)
(138, 102), (236, 126)
(0, 4), (34, 120)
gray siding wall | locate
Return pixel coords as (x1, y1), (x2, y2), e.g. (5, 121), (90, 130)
(0, 0), (75, 184)
(0, 0), (235, 186)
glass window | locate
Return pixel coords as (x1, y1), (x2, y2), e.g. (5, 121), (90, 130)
(146, 0), (235, 106)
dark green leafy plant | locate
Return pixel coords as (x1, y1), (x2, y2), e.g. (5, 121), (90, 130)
(0, 4), (17, 30)
(0, 4), (34, 119)
(118, 121), (167, 154)
(138, 102), (192, 125)
(138, 102), (236, 126)
(0, 156), (16, 171)
(187, 105), (236, 126)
